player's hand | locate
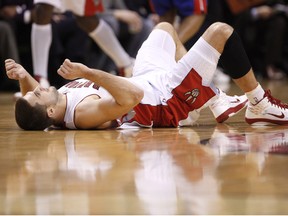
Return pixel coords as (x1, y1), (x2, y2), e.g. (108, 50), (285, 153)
(5, 59), (27, 80)
(57, 59), (89, 80)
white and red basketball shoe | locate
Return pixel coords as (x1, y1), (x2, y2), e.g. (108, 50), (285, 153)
(245, 90), (288, 126)
(209, 90), (248, 123)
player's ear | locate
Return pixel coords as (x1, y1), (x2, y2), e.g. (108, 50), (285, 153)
(47, 106), (56, 118)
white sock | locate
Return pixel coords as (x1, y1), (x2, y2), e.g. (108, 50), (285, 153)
(245, 83), (265, 105)
(89, 19), (131, 68)
(31, 23), (52, 78)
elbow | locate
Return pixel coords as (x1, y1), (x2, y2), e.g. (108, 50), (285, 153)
(137, 89), (144, 102)
(132, 88), (144, 106)
(127, 88), (144, 107)
(118, 86), (144, 108)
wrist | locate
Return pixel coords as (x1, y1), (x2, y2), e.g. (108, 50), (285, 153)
(83, 68), (99, 80)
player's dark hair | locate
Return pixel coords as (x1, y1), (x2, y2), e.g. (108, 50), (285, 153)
(15, 98), (53, 130)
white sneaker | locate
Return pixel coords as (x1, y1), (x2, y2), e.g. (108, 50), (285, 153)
(245, 89), (288, 126)
(209, 90), (248, 123)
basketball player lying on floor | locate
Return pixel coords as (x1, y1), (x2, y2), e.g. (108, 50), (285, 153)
(5, 22), (288, 130)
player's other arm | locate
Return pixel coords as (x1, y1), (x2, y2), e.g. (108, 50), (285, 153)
(5, 59), (39, 95)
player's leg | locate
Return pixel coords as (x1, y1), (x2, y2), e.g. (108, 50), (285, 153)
(75, 15), (134, 77)
(153, 22), (188, 61)
(201, 22), (257, 92)
(202, 22), (288, 125)
(174, 0), (207, 44)
(153, 22), (247, 123)
(131, 21), (182, 81)
(31, 1), (55, 87)
(133, 22), (246, 124)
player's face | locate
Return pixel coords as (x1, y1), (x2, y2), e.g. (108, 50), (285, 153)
(23, 86), (59, 107)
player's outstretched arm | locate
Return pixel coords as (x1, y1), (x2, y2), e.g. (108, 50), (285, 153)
(5, 59), (39, 95)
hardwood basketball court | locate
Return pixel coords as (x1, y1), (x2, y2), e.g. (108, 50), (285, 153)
(1, 80), (288, 215)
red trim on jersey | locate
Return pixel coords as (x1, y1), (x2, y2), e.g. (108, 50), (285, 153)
(194, 0), (207, 14)
(84, 0), (104, 16)
(126, 69), (215, 127)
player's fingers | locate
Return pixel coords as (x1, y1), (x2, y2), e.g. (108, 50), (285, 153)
(5, 61), (15, 70)
(63, 59), (73, 69)
(7, 71), (18, 80)
(57, 66), (65, 76)
(5, 59), (15, 64)
(5, 59), (16, 70)
(6, 67), (15, 76)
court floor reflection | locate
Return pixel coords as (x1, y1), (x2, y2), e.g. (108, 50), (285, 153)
(201, 124), (288, 155)
(1, 125), (288, 214)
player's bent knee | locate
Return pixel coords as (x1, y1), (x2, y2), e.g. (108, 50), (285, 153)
(34, 3), (54, 24)
(208, 22), (234, 41)
(154, 22), (174, 33)
(75, 16), (99, 33)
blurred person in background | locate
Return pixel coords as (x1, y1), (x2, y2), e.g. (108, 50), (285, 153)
(149, 0), (207, 46)
(31, 0), (135, 89)
(0, 0), (34, 91)
(149, 0), (231, 89)
(87, 0), (154, 73)
(224, 0), (288, 80)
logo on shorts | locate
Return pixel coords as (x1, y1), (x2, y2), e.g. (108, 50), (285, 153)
(185, 89), (199, 104)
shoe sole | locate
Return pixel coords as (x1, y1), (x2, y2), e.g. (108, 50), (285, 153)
(245, 117), (288, 126)
(216, 99), (248, 123)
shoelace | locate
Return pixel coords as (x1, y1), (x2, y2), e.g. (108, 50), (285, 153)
(265, 89), (288, 109)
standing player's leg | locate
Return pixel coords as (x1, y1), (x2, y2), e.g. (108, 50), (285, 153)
(75, 15), (134, 77)
(31, 2), (55, 87)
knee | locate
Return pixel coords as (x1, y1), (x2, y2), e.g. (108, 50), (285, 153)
(154, 22), (174, 34)
(207, 22), (234, 41)
(76, 16), (99, 33)
(153, 22), (178, 41)
(34, 3), (54, 24)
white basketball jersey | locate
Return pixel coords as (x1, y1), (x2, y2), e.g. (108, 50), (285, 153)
(58, 78), (111, 129)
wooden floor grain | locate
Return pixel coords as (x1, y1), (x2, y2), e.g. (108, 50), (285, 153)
(1, 81), (288, 215)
